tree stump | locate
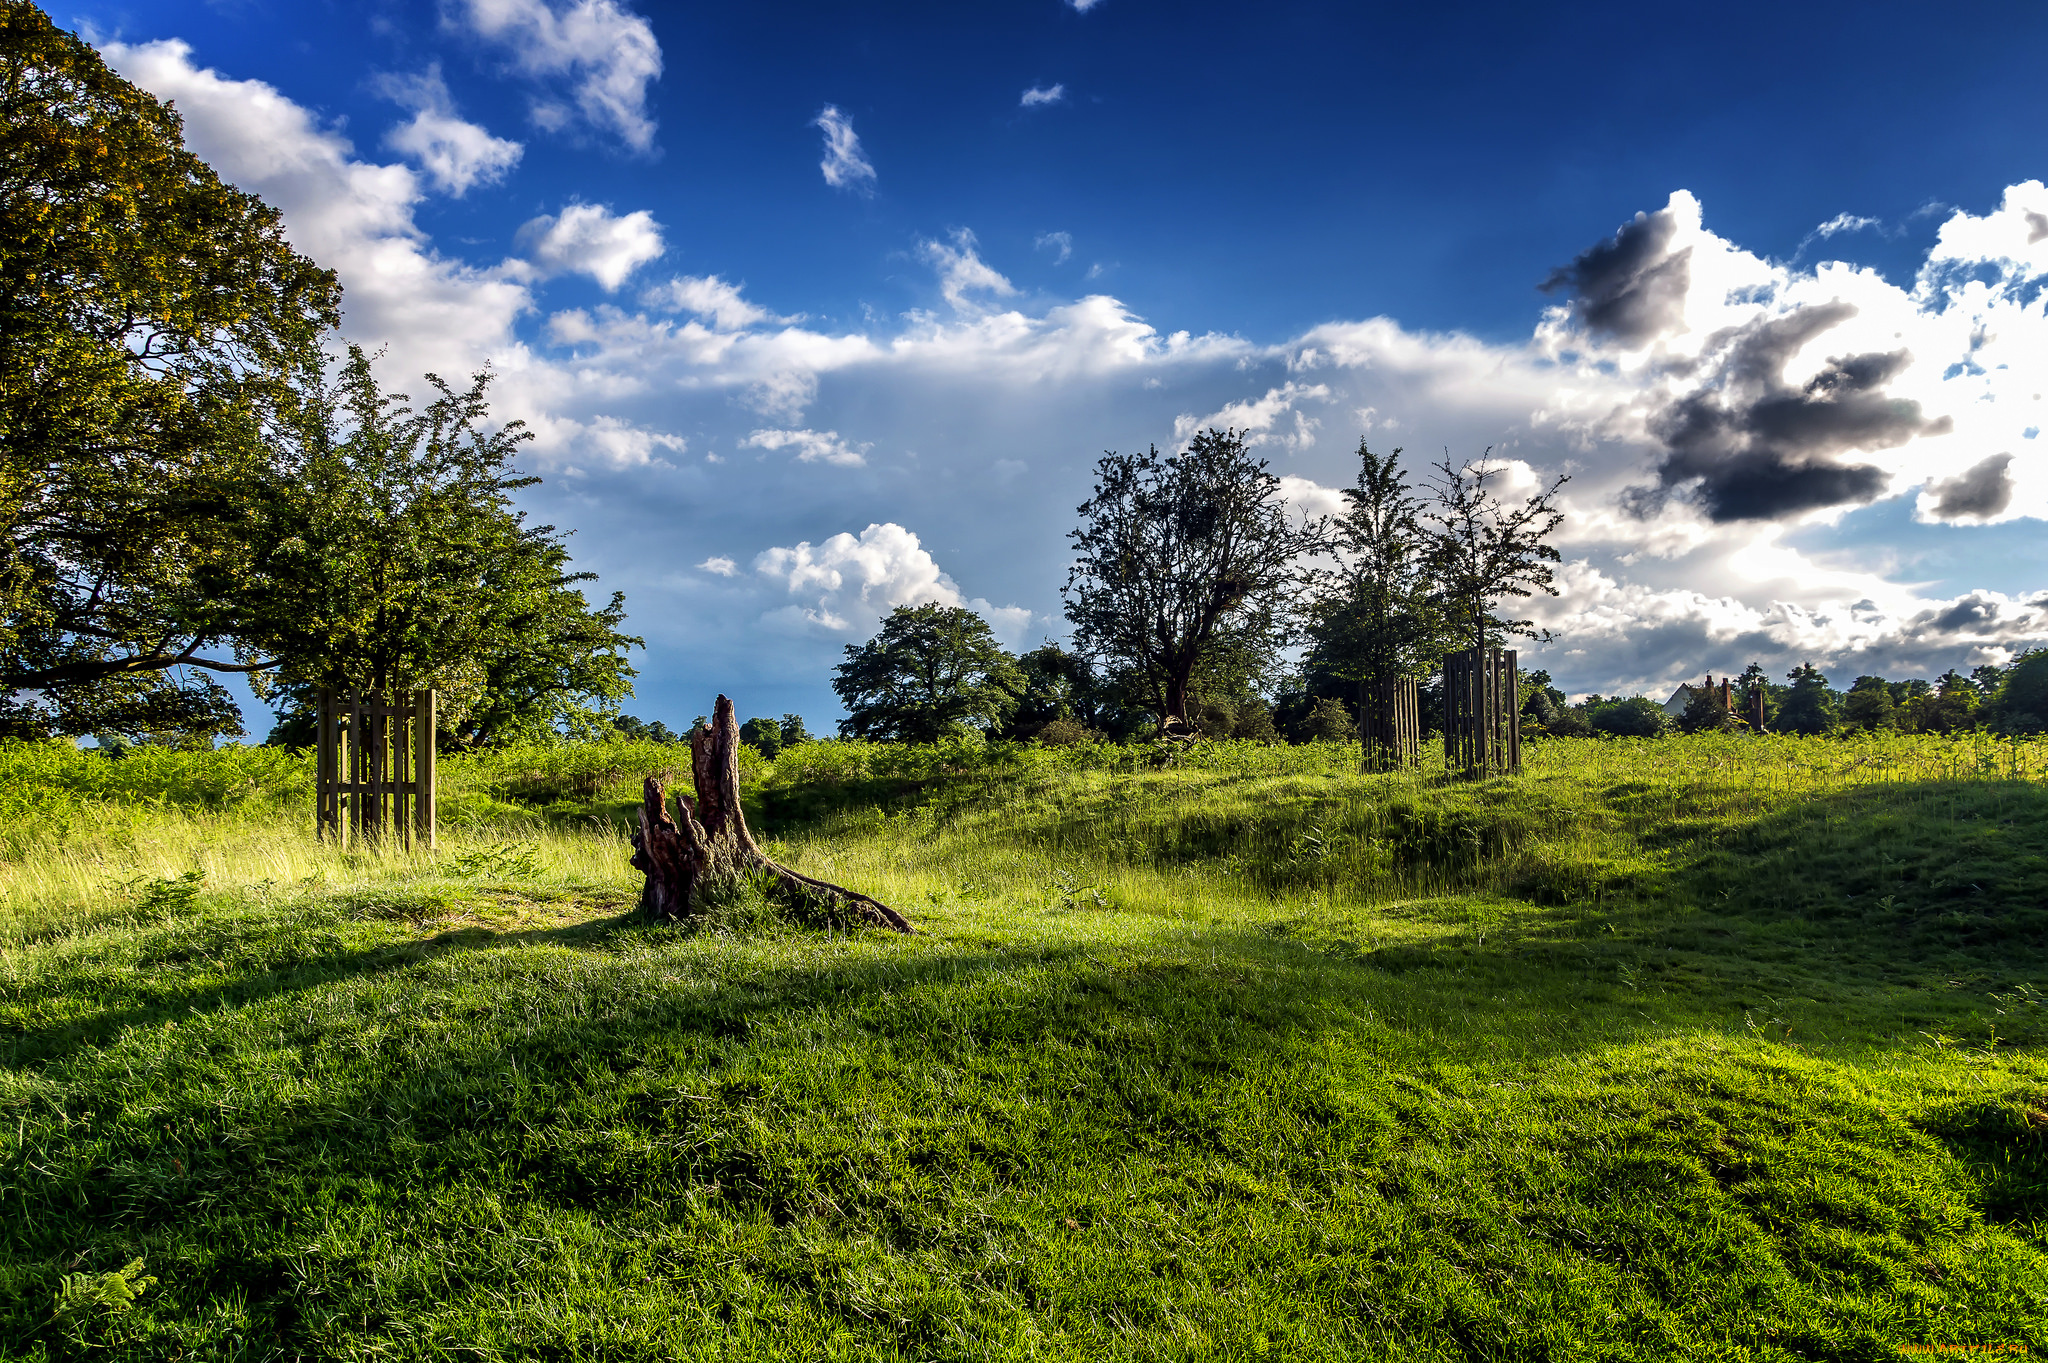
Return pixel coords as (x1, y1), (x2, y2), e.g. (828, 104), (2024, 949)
(629, 695), (914, 933)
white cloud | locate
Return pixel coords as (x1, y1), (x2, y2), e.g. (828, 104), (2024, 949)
(88, 32), (2048, 715)
(1815, 212), (1881, 238)
(1277, 474), (1349, 523)
(750, 523), (1031, 641)
(741, 427), (870, 467)
(573, 414), (685, 467)
(641, 274), (792, 331)
(452, 0), (662, 151)
(1067, 0), (1105, 10)
(698, 555), (739, 577)
(1175, 381), (1332, 450)
(515, 203), (664, 289)
(813, 105), (875, 192)
(1035, 230), (1073, 264)
(919, 228), (1018, 311)
(99, 38), (529, 391)
(1020, 83), (1065, 108)
(375, 66), (522, 195)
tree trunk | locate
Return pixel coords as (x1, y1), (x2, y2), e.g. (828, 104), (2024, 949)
(629, 695), (914, 933)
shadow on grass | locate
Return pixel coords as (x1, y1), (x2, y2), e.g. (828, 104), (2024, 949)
(9, 793), (2048, 1357)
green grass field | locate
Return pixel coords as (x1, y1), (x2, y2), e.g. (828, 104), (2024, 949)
(2, 732), (2045, 1360)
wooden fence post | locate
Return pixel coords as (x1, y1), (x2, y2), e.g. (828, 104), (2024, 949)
(316, 688), (436, 849)
(1359, 675), (1421, 771)
(1443, 647), (1520, 776)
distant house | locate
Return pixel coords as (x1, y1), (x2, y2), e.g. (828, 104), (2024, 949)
(1664, 675), (1741, 721)
(1661, 684), (1700, 718)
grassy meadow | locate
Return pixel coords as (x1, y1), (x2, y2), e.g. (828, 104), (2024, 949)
(1, 730), (2046, 1359)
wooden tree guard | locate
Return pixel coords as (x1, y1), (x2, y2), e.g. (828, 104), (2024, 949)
(316, 688), (436, 849)
(1359, 675), (1421, 771)
(1443, 647), (1520, 775)
(631, 695), (913, 933)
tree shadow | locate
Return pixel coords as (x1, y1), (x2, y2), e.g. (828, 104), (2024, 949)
(10, 780), (2048, 1353)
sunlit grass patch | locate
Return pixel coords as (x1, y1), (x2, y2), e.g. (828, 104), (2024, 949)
(1, 730), (2045, 1357)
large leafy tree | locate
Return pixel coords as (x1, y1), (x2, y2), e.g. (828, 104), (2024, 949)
(247, 348), (639, 747)
(833, 604), (1022, 742)
(1063, 429), (1321, 733)
(0, 2), (339, 737)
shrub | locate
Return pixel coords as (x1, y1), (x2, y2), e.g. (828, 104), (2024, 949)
(1034, 718), (1100, 747)
(1589, 696), (1669, 738)
(1301, 697), (1357, 743)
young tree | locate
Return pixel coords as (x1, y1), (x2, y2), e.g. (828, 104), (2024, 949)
(1775, 663), (1839, 734)
(0, 3), (340, 737)
(832, 604), (1023, 742)
(243, 348), (639, 746)
(1841, 675), (1897, 732)
(1420, 452), (1569, 659)
(1063, 429), (1321, 734)
(1305, 441), (1451, 763)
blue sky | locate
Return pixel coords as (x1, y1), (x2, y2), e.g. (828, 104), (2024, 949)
(65, 0), (2048, 730)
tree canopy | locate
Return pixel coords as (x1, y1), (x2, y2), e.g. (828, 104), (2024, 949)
(249, 348), (639, 747)
(1062, 429), (1320, 733)
(1308, 441), (1448, 683)
(833, 604), (1023, 742)
(1775, 663), (1839, 735)
(1421, 453), (1568, 658)
(0, 2), (339, 738)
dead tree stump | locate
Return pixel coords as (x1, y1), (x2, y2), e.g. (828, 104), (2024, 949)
(629, 695), (913, 933)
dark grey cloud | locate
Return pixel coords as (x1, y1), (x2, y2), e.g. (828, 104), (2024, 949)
(1626, 304), (1950, 522)
(1926, 452), (2015, 520)
(1929, 595), (2002, 633)
(1542, 206), (1692, 345)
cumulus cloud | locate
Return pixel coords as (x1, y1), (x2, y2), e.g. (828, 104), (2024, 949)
(641, 274), (791, 331)
(741, 427), (870, 467)
(99, 38), (529, 388)
(515, 203), (664, 289)
(919, 228), (1018, 311)
(1174, 381), (1332, 450)
(1924, 453), (2015, 520)
(1067, 0), (1105, 10)
(813, 105), (875, 192)
(751, 523), (1032, 640)
(451, 0), (662, 151)
(573, 415), (686, 467)
(1528, 561), (2048, 700)
(376, 65), (522, 195)
(1541, 200), (1692, 347)
(98, 36), (2048, 717)
(1630, 305), (1945, 522)
(698, 555), (738, 577)
(1277, 474), (1349, 523)
(1021, 83), (1065, 107)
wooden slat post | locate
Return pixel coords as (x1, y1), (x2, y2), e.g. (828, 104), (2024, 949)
(1360, 675), (1421, 772)
(415, 689), (436, 851)
(316, 688), (437, 848)
(1443, 646), (1521, 777)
